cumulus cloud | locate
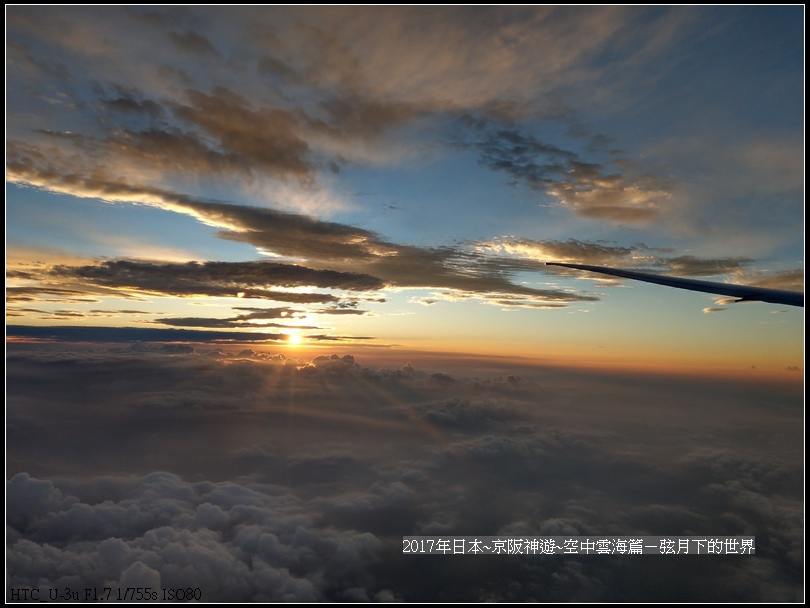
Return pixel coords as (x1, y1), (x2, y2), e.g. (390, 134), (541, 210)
(6, 342), (803, 601)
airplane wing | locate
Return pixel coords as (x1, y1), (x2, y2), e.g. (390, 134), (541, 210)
(546, 262), (804, 308)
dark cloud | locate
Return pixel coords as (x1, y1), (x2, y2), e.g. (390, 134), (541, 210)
(257, 55), (302, 84)
(8, 8), (793, 310)
(6, 343), (803, 601)
(52, 258), (386, 293)
(6, 325), (287, 343)
(482, 238), (796, 288)
(6, 39), (70, 81)
(662, 255), (753, 278)
(474, 126), (579, 189)
(105, 88), (165, 119)
(160, 199), (594, 304)
(168, 88), (315, 180)
(110, 127), (255, 178)
(6, 325), (376, 344)
(8, 60), (433, 190)
(156, 306), (325, 330)
(27, 86), (314, 183)
(413, 396), (525, 430)
(312, 307), (370, 316)
(8, 134), (797, 308)
(156, 317), (316, 330)
(168, 30), (219, 56)
(735, 269), (805, 293)
(6, 286), (102, 304)
(6, 140), (596, 304)
(313, 94), (421, 140)
(463, 117), (672, 224)
(6, 471), (378, 602)
(8, 281), (339, 306)
(6, 259), (384, 311)
(6, 307), (159, 320)
(89, 309), (156, 314)
(5, 22), (802, 604)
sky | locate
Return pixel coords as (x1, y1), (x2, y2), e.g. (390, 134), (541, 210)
(5, 6), (805, 602)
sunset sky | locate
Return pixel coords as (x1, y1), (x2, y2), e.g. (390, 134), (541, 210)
(6, 6), (804, 377)
(6, 7), (805, 602)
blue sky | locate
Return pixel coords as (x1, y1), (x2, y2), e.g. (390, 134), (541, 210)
(6, 6), (804, 377)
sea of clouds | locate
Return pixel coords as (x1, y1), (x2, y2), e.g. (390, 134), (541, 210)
(7, 343), (803, 601)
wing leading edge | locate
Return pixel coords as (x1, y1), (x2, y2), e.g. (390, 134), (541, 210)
(546, 262), (804, 308)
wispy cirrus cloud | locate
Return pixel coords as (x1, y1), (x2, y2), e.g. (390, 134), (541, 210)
(479, 237), (765, 279)
(7, 258), (378, 309)
(6, 6), (698, 216)
(463, 119), (673, 224)
(52, 259), (386, 293)
(731, 268), (805, 293)
(6, 146), (596, 306)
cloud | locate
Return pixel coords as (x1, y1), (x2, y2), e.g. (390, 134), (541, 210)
(409, 289), (573, 311)
(156, 317), (316, 330)
(8, 134), (799, 318)
(6, 472), (378, 602)
(6, 142), (596, 305)
(53, 258), (386, 293)
(464, 119), (673, 224)
(480, 237), (767, 281)
(168, 30), (219, 56)
(7, 259), (383, 313)
(732, 269), (804, 293)
(8, 6), (797, 324)
(168, 88), (315, 181)
(6, 325), (287, 343)
(6, 343), (804, 601)
(660, 255), (753, 277)
(546, 173), (669, 223)
(480, 238), (647, 267)
(156, 200), (596, 304)
(155, 306), (339, 331)
(245, 7), (693, 110)
(6, 286), (102, 304)
(413, 396), (525, 430)
(6, 6), (700, 220)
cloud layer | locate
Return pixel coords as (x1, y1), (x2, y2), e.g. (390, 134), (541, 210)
(6, 6), (802, 337)
(7, 342), (803, 601)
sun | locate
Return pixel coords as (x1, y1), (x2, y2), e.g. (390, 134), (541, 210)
(287, 333), (303, 345)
